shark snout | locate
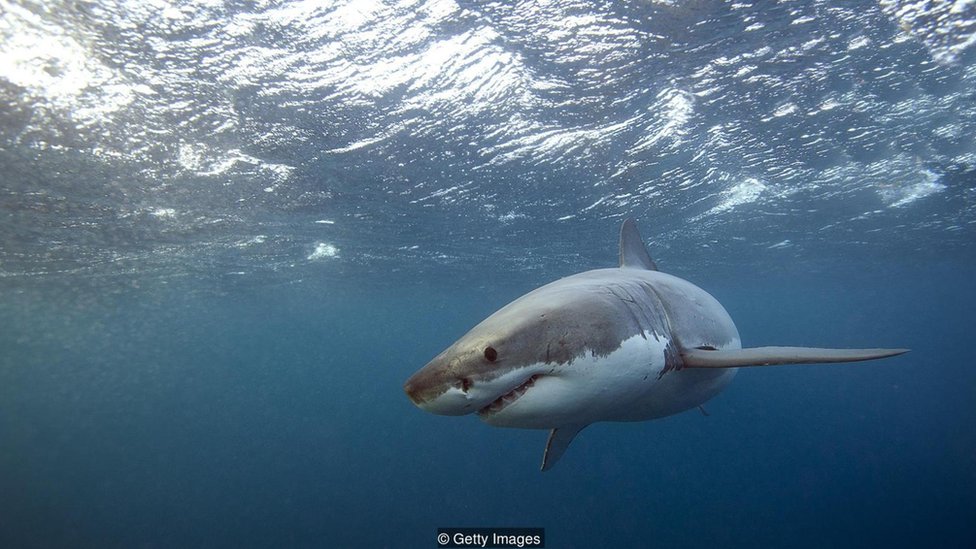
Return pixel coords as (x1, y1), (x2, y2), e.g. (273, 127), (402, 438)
(403, 377), (427, 406)
(403, 363), (478, 416)
(406, 353), (549, 418)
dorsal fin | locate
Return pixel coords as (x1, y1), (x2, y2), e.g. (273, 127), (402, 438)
(619, 218), (658, 270)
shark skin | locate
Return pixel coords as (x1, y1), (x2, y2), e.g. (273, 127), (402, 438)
(403, 219), (909, 471)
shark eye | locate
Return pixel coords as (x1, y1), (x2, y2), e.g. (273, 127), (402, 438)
(484, 346), (498, 362)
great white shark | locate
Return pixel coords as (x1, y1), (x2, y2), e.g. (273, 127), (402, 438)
(403, 219), (908, 471)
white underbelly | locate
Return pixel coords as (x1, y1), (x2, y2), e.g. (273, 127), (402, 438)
(481, 333), (737, 428)
(607, 366), (737, 421)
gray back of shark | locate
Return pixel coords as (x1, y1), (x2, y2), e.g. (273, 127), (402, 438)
(404, 219), (908, 471)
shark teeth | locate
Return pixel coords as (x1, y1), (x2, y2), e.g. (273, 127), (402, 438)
(478, 374), (541, 416)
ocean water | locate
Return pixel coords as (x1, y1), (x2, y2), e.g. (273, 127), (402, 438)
(2, 0), (975, 547)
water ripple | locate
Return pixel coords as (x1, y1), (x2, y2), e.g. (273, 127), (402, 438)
(1, 0), (974, 288)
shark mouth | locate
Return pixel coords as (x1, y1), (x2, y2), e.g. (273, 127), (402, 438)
(477, 374), (542, 416)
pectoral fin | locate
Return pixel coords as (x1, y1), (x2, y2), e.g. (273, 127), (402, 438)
(682, 346), (909, 368)
(541, 424), (586, 472)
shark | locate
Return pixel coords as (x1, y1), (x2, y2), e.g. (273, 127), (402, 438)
(403, 219), (908, 471)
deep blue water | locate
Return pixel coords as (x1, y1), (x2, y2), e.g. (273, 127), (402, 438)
(2, 0), (976, 547)
(2, 259), (974, 547)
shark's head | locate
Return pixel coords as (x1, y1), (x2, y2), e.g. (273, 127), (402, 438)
(403, 333), (540, 417)
(403, 295), (558, 417)
(403, 273), (656, 425)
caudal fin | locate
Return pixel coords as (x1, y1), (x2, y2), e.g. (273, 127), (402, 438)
(681, 346), (909, 368)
